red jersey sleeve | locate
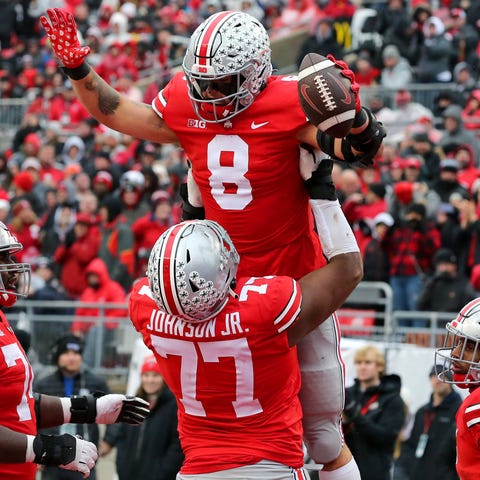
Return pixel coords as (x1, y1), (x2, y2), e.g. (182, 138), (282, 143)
(0, 311), (37, 480)
(456, 389), (480, 479)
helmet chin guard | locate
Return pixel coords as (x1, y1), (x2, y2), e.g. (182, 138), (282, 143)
(435, 298), (480, 387)
(182, 11), (272, 123)
(0, 222), (31, 307)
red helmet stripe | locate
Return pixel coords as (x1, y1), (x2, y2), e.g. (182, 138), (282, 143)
(196, 11), (235, 66)
(158, 223), (187, 317)
(459, 297), (480, 318)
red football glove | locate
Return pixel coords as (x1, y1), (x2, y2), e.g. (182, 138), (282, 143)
(40, 8), (91, 69)
(327, 54), (361, 113)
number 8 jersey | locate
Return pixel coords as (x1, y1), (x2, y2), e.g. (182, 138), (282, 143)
(0, 310), (37, 480)
(129, 275), (304, 475)
(152, 72), (324, 279)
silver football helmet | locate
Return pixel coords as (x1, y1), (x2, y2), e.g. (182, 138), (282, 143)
(147, 220), (240, 323)
(0, 222), (31, 307)
(182, 10), (272, 123)
(120, 170), (145, 192)
(435, 298), (480, 385)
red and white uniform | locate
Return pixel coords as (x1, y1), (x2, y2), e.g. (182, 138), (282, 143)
(456, 386), (480, 479)
(129, 276), (304, 475)
(0, 310), (36, 480)
(153, 72), (325, 278)
(153, 71), (346, 463)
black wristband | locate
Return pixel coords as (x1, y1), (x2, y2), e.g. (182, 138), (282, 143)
(352, 107), (368, 128)
(304, 159), (337, 201)
(33, 434), (76, 466)
(69, 395), (97, 423)
(317, 131), (356, 163)
(61, 62), (91, 81)
(179, 182), (205, 220)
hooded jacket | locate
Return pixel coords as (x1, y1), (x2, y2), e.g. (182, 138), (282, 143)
(71, 258), (127, 332)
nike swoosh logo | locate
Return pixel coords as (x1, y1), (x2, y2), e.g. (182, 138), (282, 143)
(251, 121), (269, 130)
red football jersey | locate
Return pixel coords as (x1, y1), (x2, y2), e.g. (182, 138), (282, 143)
(152, 73), (325, 279)
(456, 387), (480, 479)
(129, 276), (304, 474)
(0, 310), (37, 480)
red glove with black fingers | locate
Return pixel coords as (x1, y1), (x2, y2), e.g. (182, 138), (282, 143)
(40, 8), (91, 68)
(327, 54), (361, 113)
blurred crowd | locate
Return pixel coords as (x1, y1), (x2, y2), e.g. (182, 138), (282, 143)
(2, 0), (480, 338)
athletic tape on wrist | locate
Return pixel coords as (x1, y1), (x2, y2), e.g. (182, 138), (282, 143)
(60, 397), (72, 423)
(310, 199), (359, 261)
(25, 435), (35, 463)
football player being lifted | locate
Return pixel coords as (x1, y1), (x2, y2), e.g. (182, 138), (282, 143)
(41, 8), (385, 479)
(0, 222), (149, 480)
(435, 298), (480, 480)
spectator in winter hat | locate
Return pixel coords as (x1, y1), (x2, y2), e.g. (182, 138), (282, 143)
(430, 159), (470, 203)
(132, 190), (175, 277)
(8, 199), (41, 263)
(453, 145), (480, 193)
(23, 133), (41, 157)
(403, 156), (422, 182)
(92, 170), (114, 202)
(12, 170), (44, 216)
(416, 247), (477, 313)
(439, 103), (479, 162)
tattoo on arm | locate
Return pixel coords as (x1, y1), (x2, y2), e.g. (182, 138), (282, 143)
(84, 75), (120, 116)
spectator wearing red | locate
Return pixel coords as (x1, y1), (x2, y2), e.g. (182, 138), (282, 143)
(454, 144), (480, 193)
(380, 202), (441, 326)
(18, 54), (39, 90)
(132, 190), (175, 278)
(53, 213), (101, 300)
(462, 89), (480, 130)
(322, 0), (356, 20)
(71, 257), (127, 368)
(96, 41), (139, 85)
(37, 143), (65, 187)
(49, 81), (91, 129)
(353, 53), (381, 86)
(71, 257), (126, 335)
(23, 133), (41, 157)
(271, 0), (322, 36)
(8, 199), (41, 263)
(343, 183), (388, 255)
(344, 182), (387, 226)
(92, 170), (115, 202)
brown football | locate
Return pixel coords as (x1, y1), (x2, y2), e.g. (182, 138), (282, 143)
(297, 53), (356, 138)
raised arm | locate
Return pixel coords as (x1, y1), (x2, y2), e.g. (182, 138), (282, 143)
(40, 8), (178, 144)
(287, 158), (363, 345)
